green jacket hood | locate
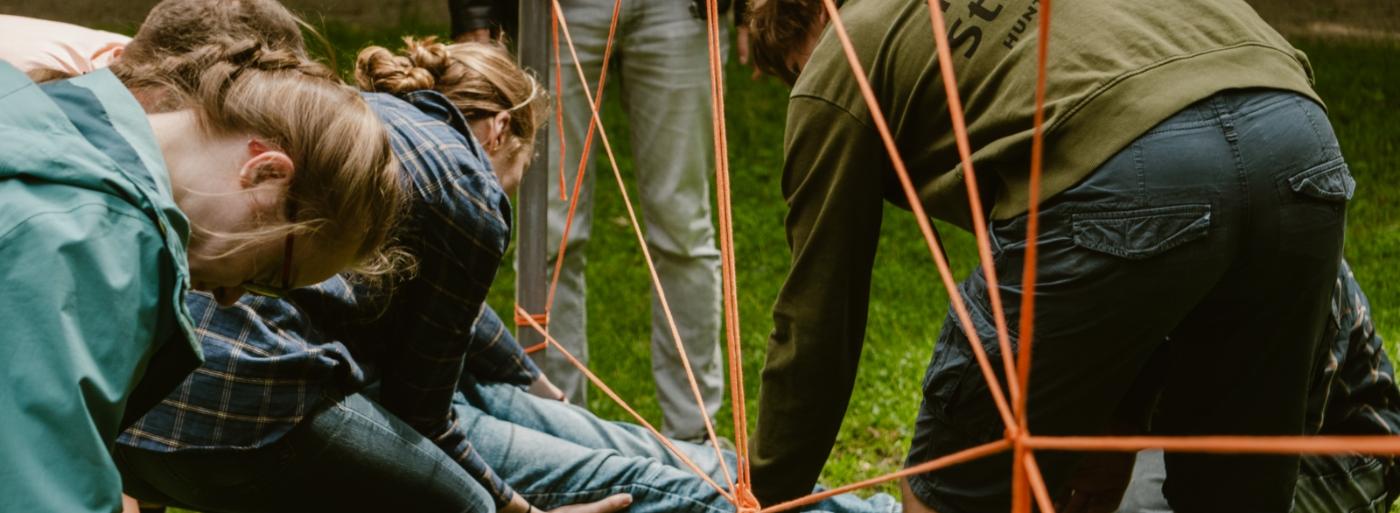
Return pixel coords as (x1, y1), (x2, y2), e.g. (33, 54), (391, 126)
(0, 61), (202, 428)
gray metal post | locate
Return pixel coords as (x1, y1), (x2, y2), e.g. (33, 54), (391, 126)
(516, 0), (551, 349)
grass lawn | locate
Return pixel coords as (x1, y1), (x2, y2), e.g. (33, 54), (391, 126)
(172, 23), (1397, 512)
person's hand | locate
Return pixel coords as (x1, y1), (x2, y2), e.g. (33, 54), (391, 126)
(529, 373), (567, 402)
(736, 27), (762, 80)
(551, 494), (633, 513)
(503, 494), (633, 513)
(455, 27), (492, 44)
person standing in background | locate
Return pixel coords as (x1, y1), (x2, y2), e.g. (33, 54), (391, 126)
(447, 0), (748, 443)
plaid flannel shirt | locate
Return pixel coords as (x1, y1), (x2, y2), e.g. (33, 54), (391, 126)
(119, 91), (540, 507)
(1307, 260), (1400, 438)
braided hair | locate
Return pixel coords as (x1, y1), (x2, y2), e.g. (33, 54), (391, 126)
(115, 39), (412, 281)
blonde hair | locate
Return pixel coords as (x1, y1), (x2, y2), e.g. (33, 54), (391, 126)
(124, 0), (307, 65)
(114, 40), (408, 278)
(353, 37), (546, 166)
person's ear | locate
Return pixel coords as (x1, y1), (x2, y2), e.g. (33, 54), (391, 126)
(239, 138), (295, 189)
(491, 111), (512, 149)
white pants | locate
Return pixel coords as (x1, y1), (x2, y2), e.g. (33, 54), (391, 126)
(536, 0), (727, 441)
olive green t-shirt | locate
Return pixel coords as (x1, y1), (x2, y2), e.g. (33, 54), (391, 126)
(752, 0), (1318, 504)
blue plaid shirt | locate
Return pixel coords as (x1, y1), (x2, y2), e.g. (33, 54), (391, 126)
(119, 91), (539, 507)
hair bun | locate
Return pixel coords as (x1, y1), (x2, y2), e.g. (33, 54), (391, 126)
(353, 37), (456, 95)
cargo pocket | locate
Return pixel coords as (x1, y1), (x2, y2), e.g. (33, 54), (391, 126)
(1070, 205), (1212, 260)
(923, 276), (1009, 447)
(1287, 158), (1354, 202)
(1277, 158), (1351, 260)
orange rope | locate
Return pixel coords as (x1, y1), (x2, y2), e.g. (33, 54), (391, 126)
(1027, 435), (1400, 455)
(549, 0), (737, 492)
(1011, 0), (1053, 510)
(703, 0), (755, 501)
(817, 0), (1018, 436)
(757, 440), (1012, 513)
(920, 0), (1022, 413)
(543, 0), (624, 318)
(516, 308), (551, 354)
(513, 311), (549, 328)
(516, 305), (738, 504)
(519, 3), (1400, 513)
(1021, 453), (1056, 513)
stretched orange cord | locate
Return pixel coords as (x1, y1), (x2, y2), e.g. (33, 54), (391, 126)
(543, 0), (624, 322)
(817, 0), (1018, 436)
(514, 1), (1400, 511)
(516, 305), (738, 504)
(758, 440), (1011, 513)
(917, 0), (1024, 418)
(1010, 0), (1053, 509)
(547, 0), (737, 492)
(522, 0), (622, 352)
(702, 0), (756, 505)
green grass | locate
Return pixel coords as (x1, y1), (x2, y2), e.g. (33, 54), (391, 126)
(172, 23), (1397, 511)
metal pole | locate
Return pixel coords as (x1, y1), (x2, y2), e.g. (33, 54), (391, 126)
(516, 0), (551, 348)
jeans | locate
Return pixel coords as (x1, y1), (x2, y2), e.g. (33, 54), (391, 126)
(119, 380), (896, 513)
(906, 90), (1353, 512)
(461, 377), (900, 513)
(539, 0), (727, 441)
(115, 393), (493, 513)
(1118, 449), (1393, 513)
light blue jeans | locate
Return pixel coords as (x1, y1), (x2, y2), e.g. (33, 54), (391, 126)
(460, 377), (900, 513)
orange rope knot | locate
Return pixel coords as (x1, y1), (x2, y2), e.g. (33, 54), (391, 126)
(735, 483), (761, 513)
(514, 311), (550, 354)
(514, 311), (549, 328)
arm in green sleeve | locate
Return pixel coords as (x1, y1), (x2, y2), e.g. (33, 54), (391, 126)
(750, 96), (889, 505)
(0, 200), (169, 513)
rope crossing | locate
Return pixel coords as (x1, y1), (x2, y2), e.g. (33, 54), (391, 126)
(513, 1), (1400, 512)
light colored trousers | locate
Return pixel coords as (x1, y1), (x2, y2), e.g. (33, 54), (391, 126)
(536, 0), (726, 441)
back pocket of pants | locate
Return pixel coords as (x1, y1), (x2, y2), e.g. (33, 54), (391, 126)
(1287, 158), (1354, 202)
(1070, 204), (1212, 260)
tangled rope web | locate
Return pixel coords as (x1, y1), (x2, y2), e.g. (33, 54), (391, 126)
(512, 1), (1400, 512)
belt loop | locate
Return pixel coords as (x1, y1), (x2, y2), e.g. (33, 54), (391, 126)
(1206, 94), (1239, 144)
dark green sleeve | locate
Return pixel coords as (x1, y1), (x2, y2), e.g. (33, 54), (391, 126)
(751, 96), (887, 505)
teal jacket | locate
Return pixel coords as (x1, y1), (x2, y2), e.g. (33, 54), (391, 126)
(0, 62), (200, 512)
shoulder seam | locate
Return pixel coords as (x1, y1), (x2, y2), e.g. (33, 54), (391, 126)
(790, 94), (874, 130)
